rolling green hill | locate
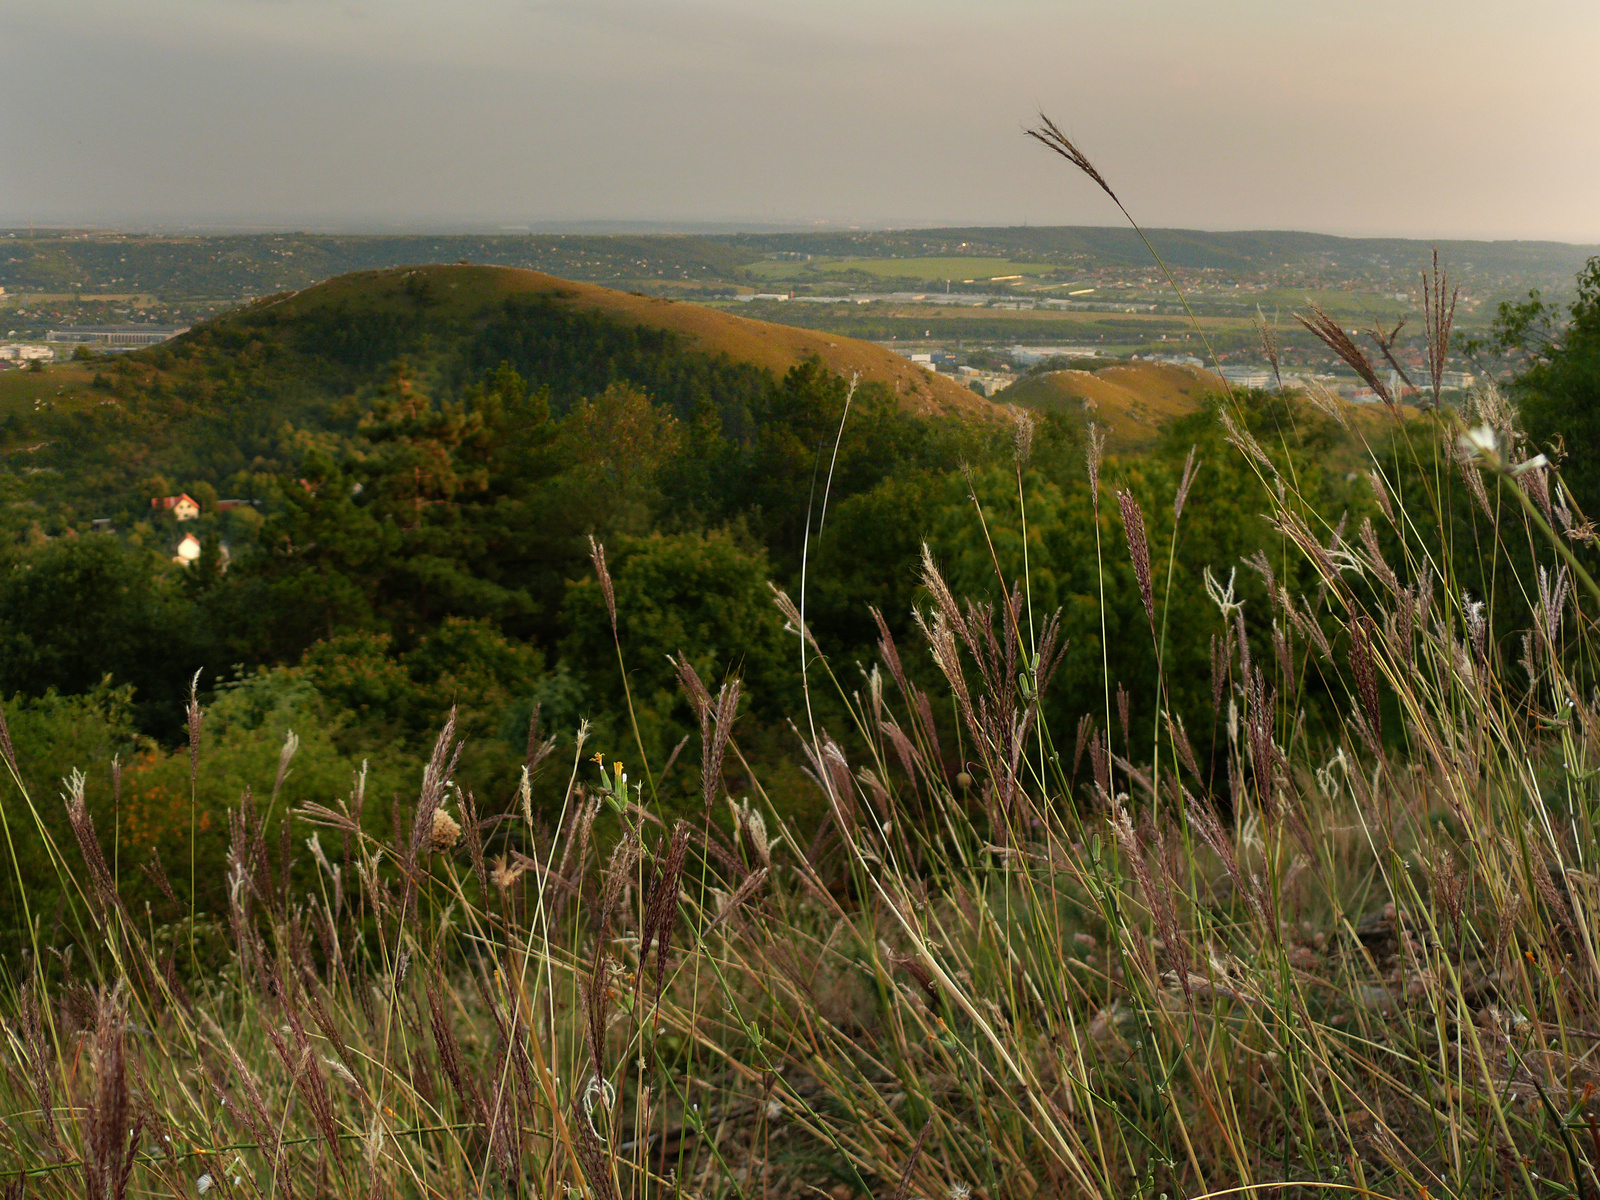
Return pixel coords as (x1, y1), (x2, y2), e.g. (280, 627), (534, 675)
(209, 264), (993, 417)
(0, 264), (996, 516)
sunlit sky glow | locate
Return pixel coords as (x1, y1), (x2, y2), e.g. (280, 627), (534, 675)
(3, 0), (1597, 240)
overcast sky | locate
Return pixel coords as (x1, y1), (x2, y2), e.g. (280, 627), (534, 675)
(3, 0), (1597, 240)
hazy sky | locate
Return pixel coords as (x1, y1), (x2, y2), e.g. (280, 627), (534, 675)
(4, 0), (1597, 240)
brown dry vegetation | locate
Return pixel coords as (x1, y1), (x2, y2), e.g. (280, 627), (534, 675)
(999, 362), (1225, 446)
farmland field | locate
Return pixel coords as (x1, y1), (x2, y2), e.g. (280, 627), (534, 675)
(746, 255), (1062, 282)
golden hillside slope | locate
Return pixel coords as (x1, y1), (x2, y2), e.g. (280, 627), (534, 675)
(999, 361), (1225, 445)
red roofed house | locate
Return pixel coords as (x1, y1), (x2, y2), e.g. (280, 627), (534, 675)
(152, 493), (201, 521)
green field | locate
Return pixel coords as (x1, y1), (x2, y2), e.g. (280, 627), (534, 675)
(0, 363), (100, 422)
(748, 256), (1061, 283)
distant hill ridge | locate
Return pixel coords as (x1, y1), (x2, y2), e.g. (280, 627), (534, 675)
(3, 227), (1593, 297)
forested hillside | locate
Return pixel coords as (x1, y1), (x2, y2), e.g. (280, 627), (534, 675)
(0, 263), (1376, 946)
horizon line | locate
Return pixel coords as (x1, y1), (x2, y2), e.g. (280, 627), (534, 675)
(2, 219), (1599, 247)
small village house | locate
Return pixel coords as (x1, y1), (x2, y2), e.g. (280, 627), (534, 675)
(151, 493), (201, 520)
(172, 532), (229, 570)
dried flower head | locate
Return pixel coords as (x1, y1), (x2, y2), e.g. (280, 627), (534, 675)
(490, 855), (526, 892)
(427, 807), (461, 853)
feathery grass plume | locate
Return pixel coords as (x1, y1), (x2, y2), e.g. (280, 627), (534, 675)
(672, 649), (712, 722)
(1085, 421), (1105, 502)
(1253, 304), (1282, 388)
(1348, 616), (1384, 752)
(571, 1093), (621, 1200)
(1297, 303), (1395, 408)
(1173, 445), (1201, 522)
(641, 820), (691, 1013)
(1291, 592), (1334, 662)
(598, 829), (641, 929)
(1164, 711), (1202, 780)
(1368, 315), (1415, 392)
(704, 680), (740, 814)
(1012, 407), (1035, 467)
(523, 702), (557, 779)
(1357, 516), (1401, 596)
(1243, 665), (1280, 806)
(880, 939), (940, 1006)
(19, 981), (62, 1161)
(1024, 113), (1119, 203)
(914, 609), (976, 747)
(1109, 804), (1189, 993)
(588, 534), (617, 633)
(84, 986), (141, 1200)
(186, 669), (204, 789)
(1448, 428), (1495, 517)
(271, 728), (300, 804)
(731, 798), (772, 867)
(1536, 564), (1572, 662)
(426, 971), (486, 1128)
(1115, 682), (1131, 748)
(403, 710), (462, 912)
(0, 701), (19, 784)
(1116, 489), (1156, 634)
(1218, 408), (1278, 484)
(1088, 730), (1111, 804)
(1423, 247), (1460, 409)
(1210, 632), (1228, 712)
(1368, 467), (1396, 523)
(265, 984), (346, 1181)
(768, 582), (821, 653)
(1528, 841), (1575, 936)
(870, 605), (911, 699)
(62, 768), (120, 918)
(889, 1116), (937, 1200)
(1519, 457), (1555, 523)
(917, 542), (974, 649)
(1072, 712), (1094, 781)
(460, 788), (487, 896)
(700, 866), (769, 938)
(580, 938), (611, 1096)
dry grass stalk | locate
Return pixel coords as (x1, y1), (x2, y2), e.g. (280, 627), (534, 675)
(1253, 304), (1282, 389)
(588, 534), (617, 633)
(1116, 490), (1155, 634)
(1423, 248), (1460, 408)
(1297, 303), (1395, 408)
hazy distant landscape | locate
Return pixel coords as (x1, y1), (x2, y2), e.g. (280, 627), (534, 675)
(5, 225), (1593, 373)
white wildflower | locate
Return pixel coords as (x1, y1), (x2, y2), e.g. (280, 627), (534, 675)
(1458, 423), (1502, 470)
